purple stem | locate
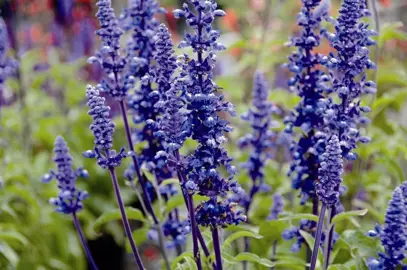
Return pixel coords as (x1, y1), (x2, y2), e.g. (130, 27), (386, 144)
(212, 227), (223, 270)
(323, 206), (336, 270)
(188, 193), (203, 270)
(118, 101), (157, 221)
(119, 100), (171, 269)
(309, 204), (326, 270)
(306, 197), (319, 270)
(108, 167), (145, 270)
(72, 213), (99, 270)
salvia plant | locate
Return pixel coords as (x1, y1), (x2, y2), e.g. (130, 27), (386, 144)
(2, 0), (407, 269)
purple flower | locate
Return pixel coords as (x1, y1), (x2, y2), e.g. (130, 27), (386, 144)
(195, 198), (246, 228)
(282, 219), (339, 252)
(0, 16), (17, 109)
(89, 0), (134, 99)
(122, 1), (169, 182)
(120, 0), (165, 79)
(268, 192), (285, 220)
(42, 136), (89, 214)
(367, 187), (407, 269)
(54, 0), (74, 26)
(83, 85), (129, 169)
(148, 218), (191, 248)
(237, 71), (279, 209)
(174, 0), (244, 227)
(0, 16), (17, 87)
(284, 0), (329, 204)
(321, 0), (377, 160)
(316, 135), (343, 206)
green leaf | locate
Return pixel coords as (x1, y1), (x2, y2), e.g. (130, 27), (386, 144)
(125, 227), (149, 253)
(234, 252), (274, 267)
(378, 22), (407, 48)
(164, 194), (185, 215)
(171, 252), (194, 270)
(93, 207), (146, 232)
(159, 178), (179, 188)
(0, 231), (29, 247)
(223, 231), (263, 249)
(0, 243), (19, 267)
(299, 230), (323, 267)
(328, 265), (351, 270)
(258, 220), (286, 241)
(280, 213), (319, 222)
(331, 209), (368, 225)
(342, 230), (379, 257)
(183, 257), (198, 270)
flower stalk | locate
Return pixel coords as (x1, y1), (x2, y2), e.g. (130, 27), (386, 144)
(72, 213), (99, 270)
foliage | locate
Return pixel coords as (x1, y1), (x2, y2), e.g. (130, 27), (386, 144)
(1, 0), (407, 270)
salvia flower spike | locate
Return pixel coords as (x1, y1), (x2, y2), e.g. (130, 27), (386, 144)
(83, 85), (145, 269)
(284, 0), (329, 205)
(238, 71), (278, 212)
(42, 136), (98, 270)
(83, 85), (129, 169)
(89, 0), (133, 100)
(322, 0), (377, 161)
(316, 135), (343, 207)
(367, 187), (407, 269)
(174, 1), (246, 269)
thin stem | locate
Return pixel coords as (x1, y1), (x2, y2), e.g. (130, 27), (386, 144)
(174, 150), (214, 270)
(187, 193), (202, 270)
(323, 206), (336, 270)
(306, 198), (319, 270)
(157, 222), (171, 270)
(118, 101), (171, 270)
(310, 204), (327, 270)
(212, 227), (223, 270)
(270, 240), (277, 270)
(108, 167), (145, 269)
(118, 100), (155, 220)
(72, 213), (99, 270)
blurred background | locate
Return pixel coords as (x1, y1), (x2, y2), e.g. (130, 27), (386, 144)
(1, 0), (407, 269)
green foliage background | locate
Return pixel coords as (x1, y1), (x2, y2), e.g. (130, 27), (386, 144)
(1, 0), (407, 269)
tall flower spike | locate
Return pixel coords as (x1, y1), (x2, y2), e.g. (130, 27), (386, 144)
(316, 135), (343, 206)
(123, 1), (168, 181)
(83, 85), (128, 169)
(0, 16), (18, 93)
(268, 192), (285, 220)
(284, 0), (329, 204)
(322, 0), (377, 160)
(89, 0), (133, 99)
(42, 136), (99, 270)
(174, 2), (244, 268)
(367, 187), (407, 269)
(238, 71), (279, 210)
(175, 0), (243, 202)
(120, 0), (165, 78)
(42, 136), (89, 214)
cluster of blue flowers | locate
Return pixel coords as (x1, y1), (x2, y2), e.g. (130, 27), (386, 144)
(316, 135), (343, 206)
(284, 0), (329, 205)
(367, 186), (407, 269)
(89, 0), (134, 100)
(268, 192), (285, 220)
(0, 16), (17, 95)
(83, 85), (129, 169)
(122, 0), (171, 182)
(321, 0), (377, 160)
(42, 136), (89, 214)
(173, 0), (245, 228)
(238, 71), (278, 211)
